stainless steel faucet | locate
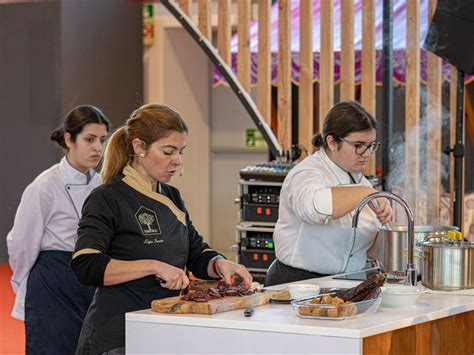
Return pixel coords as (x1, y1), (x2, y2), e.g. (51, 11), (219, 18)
(351, 191), (417, 286)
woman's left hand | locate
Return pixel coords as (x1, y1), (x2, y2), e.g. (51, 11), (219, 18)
(214, 259), (253, 288)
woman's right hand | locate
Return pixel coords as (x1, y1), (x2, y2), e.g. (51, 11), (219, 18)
(155, 261), (189, 290)
(368, 198), (393, 224)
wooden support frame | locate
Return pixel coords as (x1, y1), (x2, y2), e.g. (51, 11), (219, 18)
(257, 0), (272, 125)
(361, 0), (376, 177)
(340, 0), (355, 102)
(298, 0), (314, 151)
(426, 0), (442, 224)
(179, 0), (191, 16)
(237, 0), (251, 91)
(198, 0), (211, 40)
(405, 0), (421, 221)
(217, 0), (231, 65)
(278, 0), (292, 151)
(319, 0), (334, 130)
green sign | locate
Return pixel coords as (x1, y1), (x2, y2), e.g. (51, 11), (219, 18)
(143, 4), (154, 20)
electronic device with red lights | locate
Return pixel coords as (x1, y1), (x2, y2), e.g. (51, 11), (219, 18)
(239, 180), (282, 224)
(235, 226), (275, 275)
(235, 165), (294, 283)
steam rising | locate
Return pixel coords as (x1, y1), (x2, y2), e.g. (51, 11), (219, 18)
(386, 84), (451, 225)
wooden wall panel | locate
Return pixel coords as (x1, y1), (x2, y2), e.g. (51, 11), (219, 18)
(198, 0), (211, 40)
(405, 0), (420, 220)
(363, 311), (474, 354)
(217, 0), (231, 65)
(361, 0), (376, 176)
(257, 0), (272, 124)
(340, 0), (355, 102)
(237, 0), (251, 91)
(319, 0), (334, 130)
(278, 0), (292, 150)
(426, 0), (442, 224)
(298, 0), (314, 151)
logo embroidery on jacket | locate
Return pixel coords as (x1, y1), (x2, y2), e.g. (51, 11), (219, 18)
(135, 206), (162, 236)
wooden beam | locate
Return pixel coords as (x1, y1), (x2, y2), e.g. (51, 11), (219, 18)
(237, 0), (251, 91)
(319, 0), (334, 130)
(179, 0), (191, 16)
(405, 0), (420, 221)
(298, 0), (314, 151)
(361, 0), (376, 176)
(449, 66), (457, 225)
(217, 0), (231, 65)
(257, 0), (271, 125)
(278, 0), (292, 151)
(426, 0), (442, 224)
(340, 0), (355, 102)
(198, 0), (211, 40)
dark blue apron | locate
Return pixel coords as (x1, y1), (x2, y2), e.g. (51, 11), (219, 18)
(25, 250), (95, 355)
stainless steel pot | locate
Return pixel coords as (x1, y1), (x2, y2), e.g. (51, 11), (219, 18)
(421, 240), (474, 291)
(378, 225), (459, 277)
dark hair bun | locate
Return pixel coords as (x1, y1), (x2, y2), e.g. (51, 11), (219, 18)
(50, 127), (67, 149)
(311, 133), (324, 148)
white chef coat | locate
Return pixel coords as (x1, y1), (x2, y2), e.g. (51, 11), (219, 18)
(6, 157), (101, 320)
(273, 149), (381, 275)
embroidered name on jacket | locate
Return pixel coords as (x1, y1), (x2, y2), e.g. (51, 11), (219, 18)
(135, 206), (162, 236)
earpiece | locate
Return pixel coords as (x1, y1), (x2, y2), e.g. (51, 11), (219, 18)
(139, 153), (145, 158)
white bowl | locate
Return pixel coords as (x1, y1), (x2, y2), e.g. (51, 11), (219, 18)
(381, 284), (427, 308)
(287, 283), (320, 300)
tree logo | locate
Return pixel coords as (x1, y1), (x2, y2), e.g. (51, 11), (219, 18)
(135, 206), (161, 236)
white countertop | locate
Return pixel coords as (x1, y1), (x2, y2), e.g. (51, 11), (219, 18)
(126, 276), (474, 339)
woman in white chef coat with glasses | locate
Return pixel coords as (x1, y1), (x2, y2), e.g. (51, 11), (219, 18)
(6, 105), (110, 354)
(265, 101), (392, 287)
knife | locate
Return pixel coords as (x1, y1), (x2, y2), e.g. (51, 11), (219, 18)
(180, 283), (190, 296)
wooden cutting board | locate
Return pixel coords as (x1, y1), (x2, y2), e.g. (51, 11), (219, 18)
(151, 289), (288, 315)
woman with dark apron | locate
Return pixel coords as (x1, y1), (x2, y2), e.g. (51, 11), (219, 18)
(72, 104), (252, 354)
(265, 101), (393, 287)
(7, 105), (110, 354)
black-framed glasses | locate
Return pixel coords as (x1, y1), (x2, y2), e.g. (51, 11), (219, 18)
(338, 138), (381, 156)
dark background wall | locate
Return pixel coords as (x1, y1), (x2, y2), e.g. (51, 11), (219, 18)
(0, 0), (142, 263)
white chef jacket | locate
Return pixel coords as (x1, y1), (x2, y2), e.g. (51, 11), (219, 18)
(273, 149), (381, 275)
(6, 157), (101, 320)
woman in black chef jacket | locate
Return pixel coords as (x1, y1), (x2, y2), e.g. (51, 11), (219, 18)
(72, 103), (252, 354)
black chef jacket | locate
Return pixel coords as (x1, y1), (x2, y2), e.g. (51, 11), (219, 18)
(72, 165), (221, 354)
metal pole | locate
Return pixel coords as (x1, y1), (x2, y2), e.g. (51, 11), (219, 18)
(382, 0), (393, 191)
(453, 71), (465, 228)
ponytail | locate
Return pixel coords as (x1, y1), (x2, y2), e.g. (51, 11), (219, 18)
(50, 127), (67, 149)
(311, 133), (324, 148)
(101, 103), (188, 183)
(101, 127), (129, 183)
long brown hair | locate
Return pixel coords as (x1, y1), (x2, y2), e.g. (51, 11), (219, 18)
(101, 104), (188, 183)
